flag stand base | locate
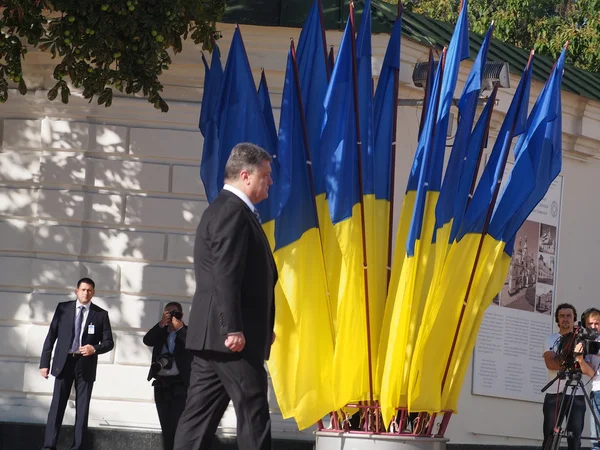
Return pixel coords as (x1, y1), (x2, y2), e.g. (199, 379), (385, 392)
(315, 431), (448, 450)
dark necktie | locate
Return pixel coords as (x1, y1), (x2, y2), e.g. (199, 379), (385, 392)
(70, 306), (85, 353)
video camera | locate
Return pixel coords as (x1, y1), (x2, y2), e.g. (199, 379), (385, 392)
(556, 324), (600, 371)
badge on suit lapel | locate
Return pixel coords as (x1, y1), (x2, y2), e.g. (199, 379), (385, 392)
(88, 324), (95, 334)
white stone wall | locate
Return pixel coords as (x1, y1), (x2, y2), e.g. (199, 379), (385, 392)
(0, 112), (209, 429)
(1, 21), (600, 446)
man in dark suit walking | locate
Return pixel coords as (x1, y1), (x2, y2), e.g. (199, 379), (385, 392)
(144, 301), (191, 450)
(174, 143), (277, 450)
(40, 277), (114, 450)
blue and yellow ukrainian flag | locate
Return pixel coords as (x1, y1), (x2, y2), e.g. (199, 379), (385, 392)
(378, 52), (444, 425)
(296, 0), (343, 331)
(356, 0), (386, 397)
(267, 43), (335, 430)
(432, 23), (493, 270)
(379, 1), (469, 425)
(368, 12), (402, 398)
(376, 47), (433, 394)
(442, 49), (565, 411)
(409, 84), (497, 411)
(408, 57), (535, 413)
(320, 11), (371, 408)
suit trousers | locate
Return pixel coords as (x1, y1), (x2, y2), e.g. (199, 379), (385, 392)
(154, 375), (188, 450)
(173, 351), (271, 450)
(43, 355), (94, 450)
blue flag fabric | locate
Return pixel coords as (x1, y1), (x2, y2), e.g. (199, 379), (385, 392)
(321, 18), (359, 224)
(405, 54), (443, 256)
(435, 24), (493, 235)
(489, 49), (566, 250)
(428, 0), (470, 195)
(199, 27), (279, 224)
(406, 0), (469, 252)
(276, 49), (318, 250)
(372, 16), (402, 202)
(448, 85), (497, 243)
(198, 45), (223, 137)
(297, 0), (329, 195)
(357, 0), (374, 196)
(258, 71), (279, 159)
(457, 58), (534, 239)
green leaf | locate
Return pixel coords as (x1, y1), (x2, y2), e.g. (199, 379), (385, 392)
(60, 85), (70, 104)
(18, 77), (27, 95)
(47, 85), (59, 101)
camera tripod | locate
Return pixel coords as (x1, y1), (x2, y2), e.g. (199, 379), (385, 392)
(542, 369), (600, 450)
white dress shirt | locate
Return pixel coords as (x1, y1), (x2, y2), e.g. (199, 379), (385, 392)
(223, 184), (257, 214)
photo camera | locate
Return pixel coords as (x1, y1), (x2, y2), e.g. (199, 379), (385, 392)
(169, 309), (182, 320)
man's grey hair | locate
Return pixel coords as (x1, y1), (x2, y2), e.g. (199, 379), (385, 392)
(224, 143), (272, 181)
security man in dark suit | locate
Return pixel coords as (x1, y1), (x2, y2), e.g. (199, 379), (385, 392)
(174, 143), (277, 450)
(40, 277), (114, 450)
(143, 301), (191, 450)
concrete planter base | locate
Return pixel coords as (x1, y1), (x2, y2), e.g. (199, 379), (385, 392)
(316, 431), (448, 450)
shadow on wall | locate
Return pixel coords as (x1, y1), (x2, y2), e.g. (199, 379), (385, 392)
(0, 116), (202, 434)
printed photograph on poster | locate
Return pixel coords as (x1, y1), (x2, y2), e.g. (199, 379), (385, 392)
(472, 161), (563, 404)
(539, 224), (557, 255)
(497, 220), (540, 313)
(535, 283), (553, 315)
(537, 253), (555, 285)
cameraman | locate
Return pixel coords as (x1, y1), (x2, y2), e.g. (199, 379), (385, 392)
(143, 302), (191, 450)
(576, 308), (600, 450)
(542, 303), (586, 450)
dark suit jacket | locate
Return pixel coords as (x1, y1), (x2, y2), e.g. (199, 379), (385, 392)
(40, 301), (114, 382)
(143, 323), (192, 386)
(186, 189), (277, 361)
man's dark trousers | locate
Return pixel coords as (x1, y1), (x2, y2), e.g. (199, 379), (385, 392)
(174, 351), (271, 450)
(154, 374), (188, 450)
(543, 392), (586, 450)
(43, 355), (94, 450)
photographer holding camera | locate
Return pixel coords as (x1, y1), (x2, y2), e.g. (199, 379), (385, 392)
(542, 303), (587, 450)
(143, 302), (191, 450)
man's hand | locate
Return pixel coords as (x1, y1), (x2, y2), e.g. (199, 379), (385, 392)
(80, 345), (96, 356)
(575, 342), (584, 355)
(159, 310), (172, 328)
(225, 332), (246, 352)
(40, 368), (49, 379)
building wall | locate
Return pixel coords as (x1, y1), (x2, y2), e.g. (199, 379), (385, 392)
(0, 22), (599, 446)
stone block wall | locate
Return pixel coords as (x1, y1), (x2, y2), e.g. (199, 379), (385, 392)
(0, 115), (208, 429)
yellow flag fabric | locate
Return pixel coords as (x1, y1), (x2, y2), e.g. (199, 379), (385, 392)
(440, 240), (511, 411)
(331, 203), (372, 408)
(267, 283), (299, 418)
(380, 192), (439, 425)
(316, 194), (343, 333)
(364, 194), (389, 397)
(270, 227), (335, 429)
(408, 234), (508, 412)
(376, 190), (415, 388)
